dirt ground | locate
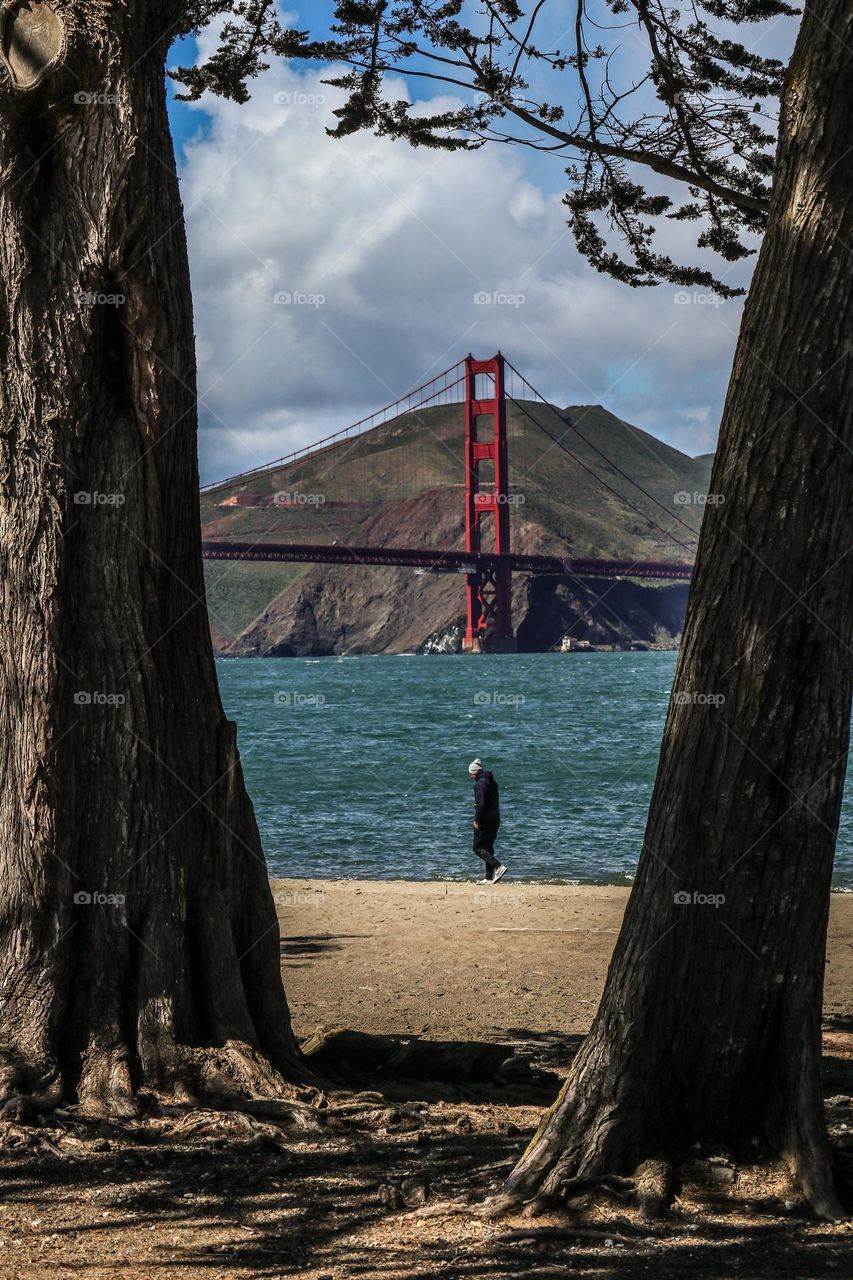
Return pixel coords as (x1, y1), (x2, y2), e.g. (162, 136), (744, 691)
(1, 880), (852, 1280)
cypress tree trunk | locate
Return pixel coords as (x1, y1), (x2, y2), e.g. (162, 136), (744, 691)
(0, 1), (309, 1116)
(500, 0), (853, 1219)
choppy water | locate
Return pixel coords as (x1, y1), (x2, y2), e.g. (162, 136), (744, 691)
(215, 652), (853, 888)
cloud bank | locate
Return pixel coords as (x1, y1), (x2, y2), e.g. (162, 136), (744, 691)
(176, 61), (751, 484)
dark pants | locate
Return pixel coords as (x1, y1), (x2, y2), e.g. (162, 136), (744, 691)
(473, 818), (501, 877)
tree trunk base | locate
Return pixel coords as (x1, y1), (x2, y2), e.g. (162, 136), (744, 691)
(484, 1148), (846, 1225)
(483, 1041), (848, 1223)
(0, 1037), (324, 1124)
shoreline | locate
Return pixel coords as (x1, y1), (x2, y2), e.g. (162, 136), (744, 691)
(271, 878), (853, 1042)
(268, 873), (853, 891)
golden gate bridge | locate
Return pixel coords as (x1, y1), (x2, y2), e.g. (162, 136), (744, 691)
(201, 354), (696, 652)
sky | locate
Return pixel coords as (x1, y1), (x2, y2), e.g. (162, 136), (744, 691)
(165, 6), (799, 486)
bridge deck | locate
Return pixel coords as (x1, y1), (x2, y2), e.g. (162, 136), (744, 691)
(201, 541), (693, 581)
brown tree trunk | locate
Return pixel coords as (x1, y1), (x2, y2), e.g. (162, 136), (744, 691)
(0, 2), (311, 1117)
(500, 0), (853, 1219)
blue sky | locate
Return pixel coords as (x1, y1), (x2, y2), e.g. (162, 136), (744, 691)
(164, 7), (798, 486)
(167, 37), (208, 156)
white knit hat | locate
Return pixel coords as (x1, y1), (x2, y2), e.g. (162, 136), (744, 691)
(468, 758), (483, 776)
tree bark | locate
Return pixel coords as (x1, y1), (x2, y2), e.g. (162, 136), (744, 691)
(0, 1), (310, 1116)
(500, 0), (853, 1219)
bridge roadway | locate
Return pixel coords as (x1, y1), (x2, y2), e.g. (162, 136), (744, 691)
(201, 540), (693, 581)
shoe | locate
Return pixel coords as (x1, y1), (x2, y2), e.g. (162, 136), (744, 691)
(492, 865), (507, 883)
(477, 877), (493, 884)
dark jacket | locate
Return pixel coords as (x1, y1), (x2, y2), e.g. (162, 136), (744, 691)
(473, 771), (500, 822)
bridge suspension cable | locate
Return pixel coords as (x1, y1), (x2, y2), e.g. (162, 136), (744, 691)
(504, 359), (699, 557)
(201, 358), (468, 497)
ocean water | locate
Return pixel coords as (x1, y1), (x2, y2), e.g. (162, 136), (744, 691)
(216, 652), (853, 888)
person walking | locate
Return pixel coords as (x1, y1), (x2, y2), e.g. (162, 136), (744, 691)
(468, 758), (507, 883)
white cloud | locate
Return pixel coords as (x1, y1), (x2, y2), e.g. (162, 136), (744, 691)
(178, 61), (750, 484)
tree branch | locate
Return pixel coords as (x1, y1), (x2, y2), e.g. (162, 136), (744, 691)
(503, 101), (770, 217)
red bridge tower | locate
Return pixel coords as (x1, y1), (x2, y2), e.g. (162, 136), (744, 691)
(463, 353), (517, 653)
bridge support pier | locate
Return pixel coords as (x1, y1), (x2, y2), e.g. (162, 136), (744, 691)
(462, 353), (517, 653)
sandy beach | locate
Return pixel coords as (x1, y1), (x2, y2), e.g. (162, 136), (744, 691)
(273, 879), (853, 1040)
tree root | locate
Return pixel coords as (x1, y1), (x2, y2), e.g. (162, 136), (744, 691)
(0, 1123), (69, 1158)
(213, 1097), (323, 1132)
(0, 1089), (64, 1121)
(411, 1199), (472, 1219)
(633, 1158), (672, 1220)
(481, 1171), (639, 1219)
(495, 1226), (638, 1245)
(194, 1039), (306, 1100)
(519, 1174), (636, 1218)
(0, 1052), (63, 1117)
(483, 1158), (676, 1222)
